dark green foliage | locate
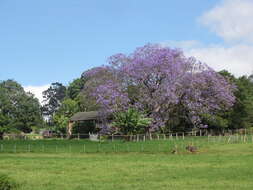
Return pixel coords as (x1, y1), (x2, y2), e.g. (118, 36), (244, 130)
(0, 174), (17, 190)
(0, 80), (43, 137)
(218, 71), (253, 129)
(41, 82), (66, 119)
(66, 78), (85, 100)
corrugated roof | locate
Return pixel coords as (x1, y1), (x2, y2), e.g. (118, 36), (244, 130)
(70, 111), (99, 121)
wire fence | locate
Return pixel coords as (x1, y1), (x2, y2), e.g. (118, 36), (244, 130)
(2, 128), (253, 141)
(1, 133), (253, 154)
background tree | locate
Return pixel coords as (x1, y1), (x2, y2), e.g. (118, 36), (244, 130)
(0, 80), (43, 139)
(53, 98), (78, 134)
(42, 82), (66, 120)
(66, 78), (85, 100)
(228, 76), (253, 129)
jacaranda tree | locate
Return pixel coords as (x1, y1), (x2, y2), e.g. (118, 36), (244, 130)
(83, 44), (236, 132)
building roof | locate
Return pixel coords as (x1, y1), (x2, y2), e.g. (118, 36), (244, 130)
(70, 111), (99, 122)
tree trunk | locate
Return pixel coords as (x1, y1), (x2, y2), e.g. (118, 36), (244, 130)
(67, 121), (74, 139)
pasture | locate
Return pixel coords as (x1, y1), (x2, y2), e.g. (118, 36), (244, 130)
(0, 137), (253, 189)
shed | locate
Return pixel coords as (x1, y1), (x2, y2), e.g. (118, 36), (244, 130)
(70, 111), (99, 122)
(67, 111), (99, 138)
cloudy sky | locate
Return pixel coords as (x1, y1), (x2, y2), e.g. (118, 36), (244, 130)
(0, 0), (252, 102)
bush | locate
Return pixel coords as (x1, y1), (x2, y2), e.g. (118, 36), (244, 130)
(0, 174), (17, 190)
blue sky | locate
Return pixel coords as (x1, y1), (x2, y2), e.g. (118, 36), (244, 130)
(0, 0), (252, 102)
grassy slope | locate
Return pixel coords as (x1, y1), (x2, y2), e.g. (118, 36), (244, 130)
(0, 143), (253, 190)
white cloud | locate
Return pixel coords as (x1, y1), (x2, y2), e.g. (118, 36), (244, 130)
(167, 0), (252, 77)
(186, 44), (253, 77)
(200, 0), (253, 43)
(24, 84), (50, 104)
(164, 40), (253, 77)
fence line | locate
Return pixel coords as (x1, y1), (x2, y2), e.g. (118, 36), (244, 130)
(0, 134), (253, 154)
(2, 128), (253, 141)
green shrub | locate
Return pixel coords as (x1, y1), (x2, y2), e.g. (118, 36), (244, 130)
(0, 174), (17, 190)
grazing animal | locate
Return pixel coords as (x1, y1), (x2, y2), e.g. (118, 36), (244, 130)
(186, 145), (197, 153)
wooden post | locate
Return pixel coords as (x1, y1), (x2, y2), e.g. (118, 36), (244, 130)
(112, 134), (114, 142)
(163, 134), (166, 140)
(182, 133), (185, 140)
(149, 133), (152, 140)
(143, 135), (146, 142)
(137, 134), (139, 142)
(176, 133), (178, 140)
(157, 134), (160, 140)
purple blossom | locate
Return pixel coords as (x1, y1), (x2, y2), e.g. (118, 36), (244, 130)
(84, 44), (236, 131)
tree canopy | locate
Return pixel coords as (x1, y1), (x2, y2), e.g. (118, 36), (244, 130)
(83, 44), (236, 132)
(0, 80), (43, 138)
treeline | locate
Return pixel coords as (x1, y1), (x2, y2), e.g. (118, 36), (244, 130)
(0, 80), (43, 139)
(40, 70), (253, 134)
(0, 71), (253, 137)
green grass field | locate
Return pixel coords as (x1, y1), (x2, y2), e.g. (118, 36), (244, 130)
(0, 137), (253, 189)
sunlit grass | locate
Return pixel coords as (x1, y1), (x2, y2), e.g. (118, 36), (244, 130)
(0, 137), (253, 189)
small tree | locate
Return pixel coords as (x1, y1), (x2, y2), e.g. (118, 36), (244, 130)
(53, 99), (78, 134)
(112, 108), (152, 135)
